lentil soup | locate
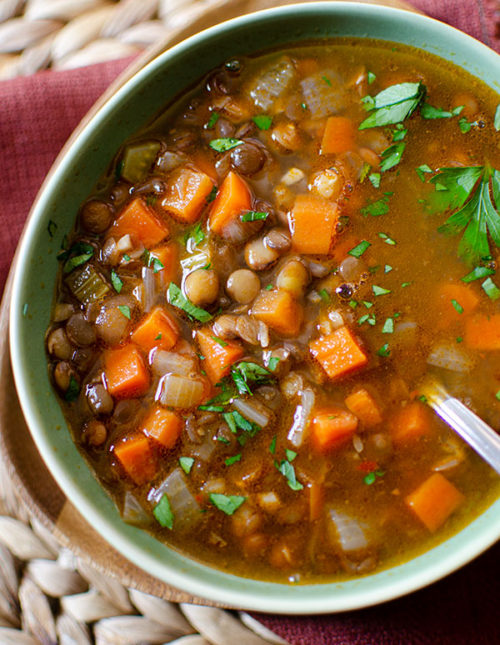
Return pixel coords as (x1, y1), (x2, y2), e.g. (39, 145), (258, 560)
(45, 40), (500, 583)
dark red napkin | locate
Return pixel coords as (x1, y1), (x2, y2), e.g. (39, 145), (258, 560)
(0, 2), (499, 644)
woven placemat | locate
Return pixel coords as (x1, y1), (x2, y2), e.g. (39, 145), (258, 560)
(0, 0), (420, 643)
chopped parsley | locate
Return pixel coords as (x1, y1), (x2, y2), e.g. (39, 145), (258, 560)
(240, 211), (268, 222)
(211, 336), (228, 347)
(179, 456), (194, 474)
(458, 117), (476, 133)
(209, 138), (243, 152)
(380, 142), (405, 172)
(461, 266), (495, 282)
(198, 404), (224, 412)
(207, 185), (218, 203)
(377, 343), (391, 357)
(61, 242), (94, 274)
(184, 222), (205, 247)
(231, 361), (273, 396)
(369, 172), (381, 188)
(276, 459), (303, 491)
(382, 317), (394, 334)
(361, 193), (391, 217)
(384, 264), (393, 273)
(269, 436), (277, 454)
(110, 270), (123, 293)
(495, 390), (500, 401)
(420, 103), (463, 119)
(268, 356), (280, 371)
(209, 493), (246, 515)
(364, 469), (385, 485)
(378, 232), (396, 245)
(153, 494), (174, 529)
(252, 114), (272, 130)
(319, 288), (331, 303)
(372, 285), (391, 296)
(167, 282), (212, 323)
(416, 164), (433, 181)
(482, 277), (500, 300)
(359, 81), (426, 129)
(322, 75), (332, 86)
(225, 454), (242, 466)
(118, 305), (131, 319)
(451, 299), (464, 314)
(367, 71), (376, 85)
(206, 111), (220, 129)
(64, 375), (80, 402)
(348, 240), (371, 258)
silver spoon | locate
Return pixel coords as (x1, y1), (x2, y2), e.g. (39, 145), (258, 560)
(420, 376), (500, 476)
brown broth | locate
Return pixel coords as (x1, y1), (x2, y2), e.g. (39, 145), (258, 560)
(47, 39), (500, 583)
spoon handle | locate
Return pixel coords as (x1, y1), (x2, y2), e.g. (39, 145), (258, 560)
(431, 396), (500, 476)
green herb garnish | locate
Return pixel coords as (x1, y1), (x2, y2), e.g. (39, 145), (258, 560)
(461, 266), (495, 282)
(369, 172), (381, 188)
(209, 493), (246, 515)
(207, 185), (218, 203)
(252, 114), (272, 130)
(363, 469), (385, 485)
(380, 142), (405, 172)
(118, 305), (131, 319)
(268, 356), (280, 371)
(361, 193), (391, 217)
(276, 459), (303, 491)
(377, 343), (391, 357)
(420, 103), (463, 119)
(225, 454), (242, 466)
(359, 82), (426, 129)
(416, 164), (433, 182)
(179, 456), (194, 474)
(382, 317), (394, 333)
(231, 361), (273, 396)
(482, 277), (500, 300)
(167, 282), (212, 323)
(348, 240), (371, 258)
(240, 211), (268, 222)
(211, 336), (228, 347)
(184, 222), (205, 247)
(372, 285), (391, 296)
(318, 288), (331, 303)
(206, 111), (220, 129)
(269, 436), (277, 454)
(384, 264), (393, 273)
(367, 71), (376, 85)
(433, 165), (500, 265)
(451, 299), (464, 314)
(494, 104), (500, 131)
(153, 494), (174, 529)
(378, 232), (396, 245)
(110, 270), (123, 293)
(209, 138), (243, 152)
(64, 375), (80, 402)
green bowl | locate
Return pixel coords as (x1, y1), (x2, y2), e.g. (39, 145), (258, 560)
(10, 2), (500, 614)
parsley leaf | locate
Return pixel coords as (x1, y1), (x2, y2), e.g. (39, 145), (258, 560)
(461, 266), (495, 282)
(416, 164), (433, 181)
(110, 270), (123, 293)
(209, 493), (246, 515)
(209, 138), (243, 152)
(276, 459), (303, 491)
(252, 114), (272, 130)
(64, 375), (80, 402)
(167, 282), (212, 322)
(359, 82), (426, 129)
(434, 166), (500, 265)
(348, 240), (371, 258)
(495, 104), (500, 131)
(184, 222), (205, 247)
(369, 172), (381, 188)
(421, 103), (463, 119)
(153, 494), (174, 529)
(179, 456), (194, 474)
(231, 361), (273, 396)
(240, 211), (268, 222)
(206, 111), (220, 129)
(482, 277), (500, 300)
(361, 193), (391, 217)
(380, 142), (406, 172)
(118, 305), (131, 319)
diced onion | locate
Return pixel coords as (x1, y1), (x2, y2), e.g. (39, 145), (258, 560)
(281, 167), (305, 186)
(142, 267), (156, 313)
(157, 374), (205, 408)
(233, 397), (271, 428)
(121, 492), (151, 527)
(287, 388), (315, 447)
(152, 350), (197, 377)
(327, 509), (368, 553)
(148, 468), (201, 531)
(117, 234), (133, 252)
(427, 342), (475, 373)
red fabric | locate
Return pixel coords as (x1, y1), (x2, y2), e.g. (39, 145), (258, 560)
(0, 2), (498, 644)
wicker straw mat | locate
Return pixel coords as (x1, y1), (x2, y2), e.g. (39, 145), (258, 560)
(0, 0), (419, 643)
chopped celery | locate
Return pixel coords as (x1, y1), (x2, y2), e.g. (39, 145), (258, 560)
(120, 141), (161, 184)
(65, 264), (110, 304)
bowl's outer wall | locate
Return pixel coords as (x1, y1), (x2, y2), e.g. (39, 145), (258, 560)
(10, 2), (500, 613)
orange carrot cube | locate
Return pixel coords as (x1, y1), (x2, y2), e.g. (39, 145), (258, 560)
(311, 407), (359, 453)
(390, 401), (432, 445)
(288, 194), (339, 255)
(196, 328), (245, 384)
(131, 306), (179, 354)
(465, 314), (500, 350)
(109, 197), (169, 248)
(209, 171), (252, 236)
(309, 326), (368, 380)
(345, 388), (383, 428)
(321, 116), (356, 155)
(140, 404), (183, 449)
(161, 166), (214, 224)
(405, 473), (464, 532)
(114, 435), (156, 485)
(104, 344), (150, 399)
(251, 288), (304, 337)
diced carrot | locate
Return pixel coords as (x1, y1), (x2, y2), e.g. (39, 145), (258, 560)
(309, 326), (368, 380)
(251, 288), (304, 337)
(310, 407), (359, 453)
(405, 473), (464, 532)
(109, 197), (169, 248)
(114, 435), (156, 485)
(320, 116), (356, 155)
(465, 314), (500, 350)
(345, 388), (383, 428)
(150, 242), (179, 287)
(436, 283), (479, 327)
(104, 344), (150, 399)
(140, 404), (183, 449)
(131, 306), (179, 354)
(209, 171), (252, 236)
(288, 194), (339, 255)
(196, 328), (245, 384)
(390, 401), (432, 444)
(161, 166), (214, 224)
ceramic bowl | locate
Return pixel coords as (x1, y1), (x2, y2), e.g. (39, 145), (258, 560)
(10, 2), (500, 613)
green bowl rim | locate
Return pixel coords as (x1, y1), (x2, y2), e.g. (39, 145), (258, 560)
(9, 1), (500, 614)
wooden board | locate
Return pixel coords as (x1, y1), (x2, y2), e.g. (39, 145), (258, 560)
(0, 0), (420, 605)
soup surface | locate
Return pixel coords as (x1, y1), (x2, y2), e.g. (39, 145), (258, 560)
(46, 40), (500, 583)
